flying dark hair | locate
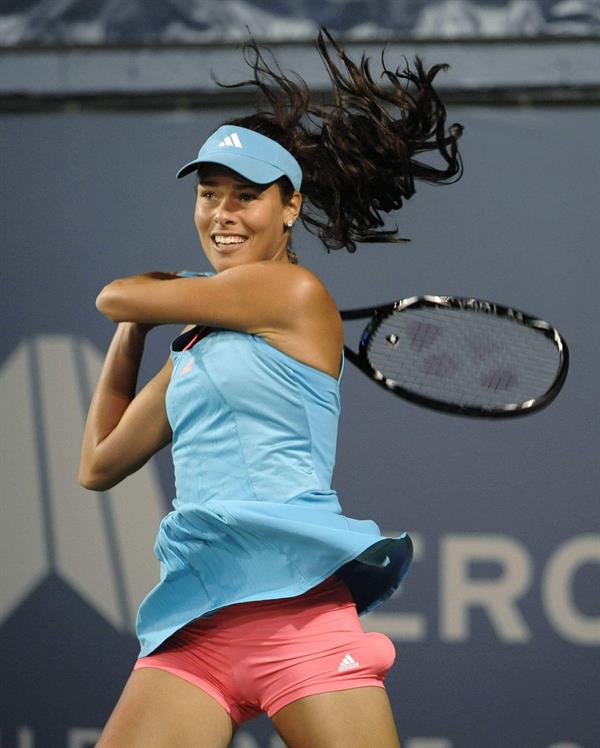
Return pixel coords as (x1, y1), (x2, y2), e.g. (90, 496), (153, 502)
(211, 27), (464, 256)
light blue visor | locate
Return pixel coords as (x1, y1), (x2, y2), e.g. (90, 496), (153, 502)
(176, 125), (303, 190)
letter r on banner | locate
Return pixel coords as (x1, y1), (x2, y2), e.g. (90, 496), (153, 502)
(440, 534), (532, 642)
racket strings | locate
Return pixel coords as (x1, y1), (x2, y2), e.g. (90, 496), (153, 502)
(367, 308), (561, 408)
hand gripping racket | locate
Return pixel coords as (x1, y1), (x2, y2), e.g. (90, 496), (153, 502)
(339, 295), (569, 418)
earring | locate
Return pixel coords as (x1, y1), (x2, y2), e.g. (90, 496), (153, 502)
(287, 220), (294, 227)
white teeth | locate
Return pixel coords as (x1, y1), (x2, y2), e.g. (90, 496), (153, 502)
(214, 235), (247, 245)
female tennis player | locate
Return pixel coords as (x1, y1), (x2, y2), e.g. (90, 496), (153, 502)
(80, 30), (462, 748)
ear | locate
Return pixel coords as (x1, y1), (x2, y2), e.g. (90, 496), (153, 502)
(284, 191), (303, 224)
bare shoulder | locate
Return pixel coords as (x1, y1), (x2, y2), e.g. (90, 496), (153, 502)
(219, 259), (322, 295)
(216, 260), (338, 329)
(239, 262), (344, 380)
(275, 263), (334, 309)
(247, 262), (338, 324)
(290, 265), (342, 329)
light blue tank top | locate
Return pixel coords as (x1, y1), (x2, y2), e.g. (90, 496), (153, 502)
(135, 271), (413, 658)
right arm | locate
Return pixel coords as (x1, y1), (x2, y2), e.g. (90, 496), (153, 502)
(78, 321), (195, 492)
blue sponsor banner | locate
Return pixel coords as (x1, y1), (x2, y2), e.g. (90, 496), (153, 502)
(1, 100), (599, 746)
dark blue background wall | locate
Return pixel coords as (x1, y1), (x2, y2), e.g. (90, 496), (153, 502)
(1, 104), (599, 747)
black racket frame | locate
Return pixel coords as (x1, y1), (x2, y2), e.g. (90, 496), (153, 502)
(340, 295), (569, 418)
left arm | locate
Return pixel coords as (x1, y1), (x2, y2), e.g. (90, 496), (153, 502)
(95, 262), (322, 335)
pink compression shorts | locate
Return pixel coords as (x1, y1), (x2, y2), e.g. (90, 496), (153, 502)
(133, 573), (396, 728)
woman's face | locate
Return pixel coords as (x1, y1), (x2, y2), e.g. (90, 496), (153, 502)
(194, 164), (301, 271)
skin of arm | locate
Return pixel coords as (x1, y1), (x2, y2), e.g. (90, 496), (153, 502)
(78, 320), (194, 491)
(95, 262), (322, 335)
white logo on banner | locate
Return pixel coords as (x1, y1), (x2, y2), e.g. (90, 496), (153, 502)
(0, 336), (166, 632)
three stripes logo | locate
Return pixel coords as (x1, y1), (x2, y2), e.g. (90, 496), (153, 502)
(218, 132), (243, 149)
(337, 653), (360, 672)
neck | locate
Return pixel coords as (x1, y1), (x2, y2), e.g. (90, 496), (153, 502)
(269, 242), (289, 263)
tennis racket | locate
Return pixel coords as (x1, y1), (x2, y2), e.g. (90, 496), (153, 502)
(339, 295), (569, 418)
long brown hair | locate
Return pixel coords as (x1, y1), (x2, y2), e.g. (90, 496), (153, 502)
(213, 28), (464, 256)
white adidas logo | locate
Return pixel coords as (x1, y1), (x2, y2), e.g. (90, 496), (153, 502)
(337, 653), (360, 672)
(218, 132), (243, 148)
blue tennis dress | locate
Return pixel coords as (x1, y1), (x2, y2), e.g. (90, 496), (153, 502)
(135, 272), (413, 658)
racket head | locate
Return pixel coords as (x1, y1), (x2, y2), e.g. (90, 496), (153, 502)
(346, 295), (569, 418)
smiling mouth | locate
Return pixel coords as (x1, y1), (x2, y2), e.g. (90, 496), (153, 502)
(212, 234), (249, 253)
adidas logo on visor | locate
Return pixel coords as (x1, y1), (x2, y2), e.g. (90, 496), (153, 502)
(218, 132), (243, 148)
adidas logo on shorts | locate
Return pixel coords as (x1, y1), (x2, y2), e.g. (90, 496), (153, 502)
(337, 653), (360, 672)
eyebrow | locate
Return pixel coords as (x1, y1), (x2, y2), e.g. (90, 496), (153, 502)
(198, 178), (260, 189)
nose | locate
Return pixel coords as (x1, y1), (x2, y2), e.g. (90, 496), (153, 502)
(213, 194), (236, 225)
